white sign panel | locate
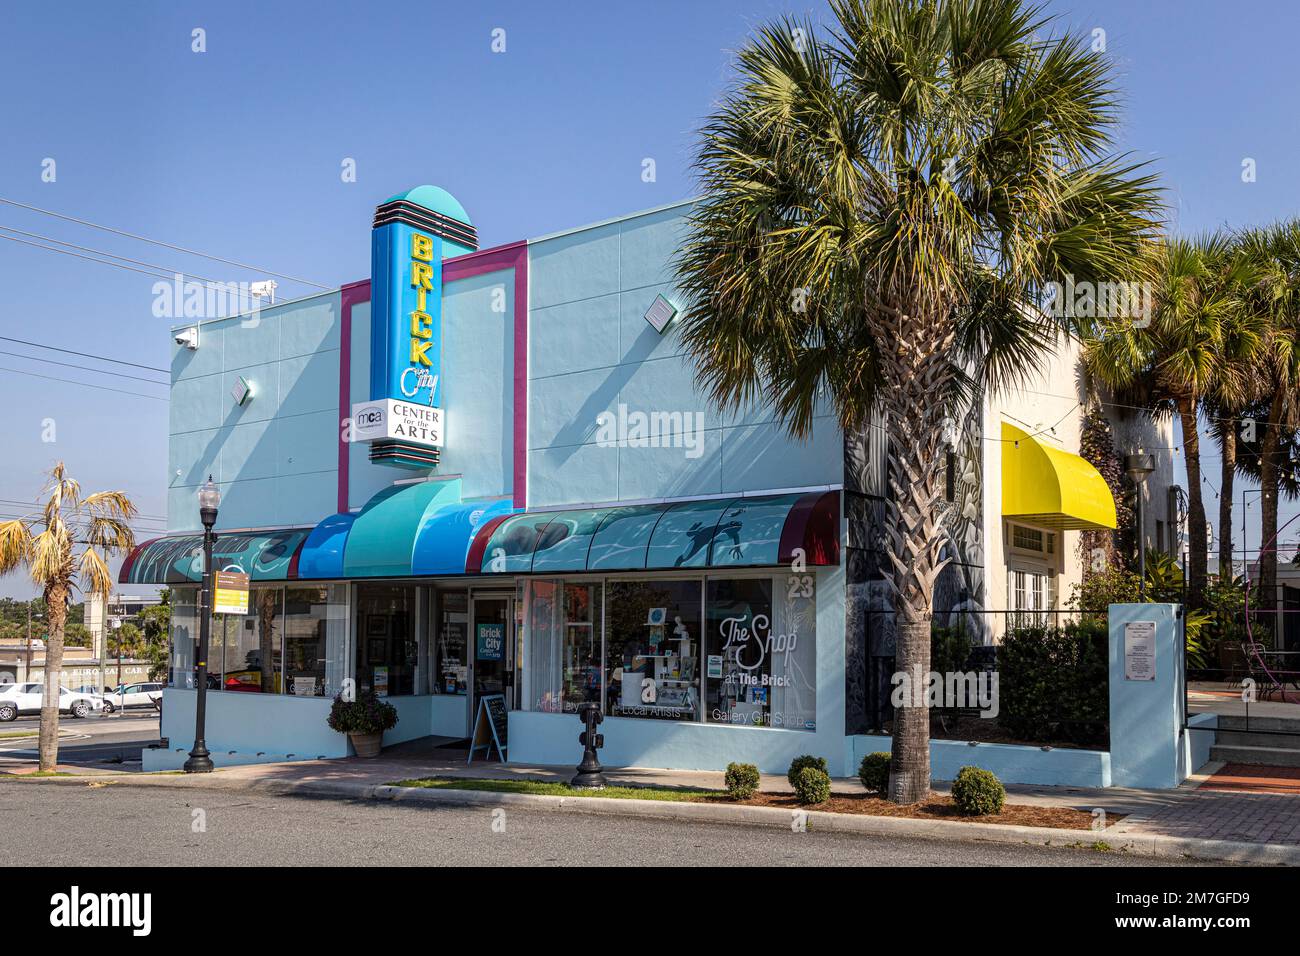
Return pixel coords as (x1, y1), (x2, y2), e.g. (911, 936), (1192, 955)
(1124, 620), (1156, 681)
(351, 398), (445, 448)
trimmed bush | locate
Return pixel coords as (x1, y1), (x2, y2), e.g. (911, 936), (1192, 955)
(998, 620), (1108, 745)
(950, 766), (1005, 816)
(858, 752), (890, 794)
(792, 766), (832, 805)
(787, 754), (828, 788)
(724, 762), (760, 800)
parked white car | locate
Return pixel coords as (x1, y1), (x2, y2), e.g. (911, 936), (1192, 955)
(99, 682), (164, 714)
(0, 682), (105, 721)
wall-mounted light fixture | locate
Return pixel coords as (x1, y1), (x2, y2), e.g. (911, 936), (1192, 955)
(175, 326), (199, 350)
(231, 376), (253, 407)
(644, 294), (677, 334)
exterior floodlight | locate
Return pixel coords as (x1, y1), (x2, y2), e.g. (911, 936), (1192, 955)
(644, 294), (677, 334)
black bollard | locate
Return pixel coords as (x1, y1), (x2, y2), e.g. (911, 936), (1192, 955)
(571, 702), (607, 789)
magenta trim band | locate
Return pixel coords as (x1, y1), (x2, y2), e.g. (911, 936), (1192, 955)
(443, 240), (529, 509)
(338, 279), (371, 514)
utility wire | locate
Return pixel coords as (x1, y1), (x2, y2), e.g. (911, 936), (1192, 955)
(0, 224), (232, 287)
(0, 195), (331, 289)
(0, 364), (167, 402)
(0, 335), (167, 374)
(0, 348), (168, 386)
(0, 232), (183, 282)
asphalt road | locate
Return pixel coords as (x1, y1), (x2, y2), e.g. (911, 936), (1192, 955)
(0, 714), (160, 767)
(0, 782), (1227, 866)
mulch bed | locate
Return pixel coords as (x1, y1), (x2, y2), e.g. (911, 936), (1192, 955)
(1203, 763), (1300, 795)
(703, 791), (1120, 830)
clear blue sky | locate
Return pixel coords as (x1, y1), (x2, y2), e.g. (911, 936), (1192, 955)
(1, 0), (1298, 598)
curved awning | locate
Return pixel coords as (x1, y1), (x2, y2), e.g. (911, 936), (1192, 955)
(1001, 422), (1117, 531)
(464, 491), (839, 575)
(120, 488), (839, 583)
(118, 529), (311, 584)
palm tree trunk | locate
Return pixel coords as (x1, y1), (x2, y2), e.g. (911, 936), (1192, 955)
(880, 312), (953, 805)
(1256, 392), (1285, 616)
(37, 579), (68, 772)
(1219, 423), (1236, 579)
(1178, 395), (1208, 607)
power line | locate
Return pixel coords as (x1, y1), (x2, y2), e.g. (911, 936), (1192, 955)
(0, 195), (331, 289)
(0, 232), (182, 282)
(0, 223), (233, 288)
(0, 335), (167, 375)
(0, 364), (167, 402)
(0, 348), (168, 387)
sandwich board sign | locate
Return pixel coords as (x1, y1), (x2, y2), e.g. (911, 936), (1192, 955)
(468, 693), (508, 763)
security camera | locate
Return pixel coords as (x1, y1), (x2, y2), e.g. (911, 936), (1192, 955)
(175, 326), (199, 350)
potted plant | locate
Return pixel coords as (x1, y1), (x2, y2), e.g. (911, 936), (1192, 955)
(327, 691), (398, 758)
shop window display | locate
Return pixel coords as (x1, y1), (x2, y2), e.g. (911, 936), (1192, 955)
(604, 579), (702, 721)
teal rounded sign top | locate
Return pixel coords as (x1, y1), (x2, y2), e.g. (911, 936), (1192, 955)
(385, 185), (471, 226)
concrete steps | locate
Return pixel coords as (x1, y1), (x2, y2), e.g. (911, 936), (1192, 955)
(1208, 714), (1300, 767)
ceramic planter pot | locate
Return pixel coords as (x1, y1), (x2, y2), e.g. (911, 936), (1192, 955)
(350, 731), (383, 758)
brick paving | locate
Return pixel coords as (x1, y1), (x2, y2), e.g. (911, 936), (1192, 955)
(1201, 763), (1300, 795)
(1123, 789), (1300, 846)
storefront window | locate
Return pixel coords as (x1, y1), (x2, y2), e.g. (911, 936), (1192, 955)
(356, 584), (416, 696)
(169, 587), (198, 688)
(216, 587), (282, 693)
(283, 585), (347, 697)
(525, 580), (602, 713)
(434, 590), (469, 695)
(705, 575), (816, 730)
(605, 579), (702, 721)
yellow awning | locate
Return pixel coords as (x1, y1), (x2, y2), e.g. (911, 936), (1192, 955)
(1001, 422), (1117, 531)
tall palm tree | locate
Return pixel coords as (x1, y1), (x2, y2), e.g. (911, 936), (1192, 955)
(0, 463), (136, 770)
(675, 0), (1160, 802)
(1083, 235), (1264, 606)
(1237, 222), (1300, 615)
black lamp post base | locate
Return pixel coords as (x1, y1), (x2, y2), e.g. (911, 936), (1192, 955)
(183, 748), (214, 773)
(570, 769), (607, 789)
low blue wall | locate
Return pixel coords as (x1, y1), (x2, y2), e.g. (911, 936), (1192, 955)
(509, 711), (841, 775)
(1182, 712), (1219, 778)
(849, 735), (1111, 788)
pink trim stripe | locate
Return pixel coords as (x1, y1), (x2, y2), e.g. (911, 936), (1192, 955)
(338, 280), (371, 514)
(444, 240), (529, 509)
(336, 239), (529, 511)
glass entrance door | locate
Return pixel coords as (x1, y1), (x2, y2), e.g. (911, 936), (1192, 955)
(471, 595), (514, 716)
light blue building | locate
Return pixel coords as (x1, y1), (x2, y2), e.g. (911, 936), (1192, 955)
(129, 186), (858, 774)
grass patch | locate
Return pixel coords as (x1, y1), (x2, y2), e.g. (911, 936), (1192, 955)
(390, 777), (720, 802)
(23, 771), (75, 777)
(0, 731), (37, 740)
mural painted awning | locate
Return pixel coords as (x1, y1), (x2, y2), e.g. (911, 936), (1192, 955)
(118, 528), (312, 584)
(465, 491), (839, 575)
(120, 488), (838, 583)
(1001, 422), (1117, 531)
(289, 478), (514, 579)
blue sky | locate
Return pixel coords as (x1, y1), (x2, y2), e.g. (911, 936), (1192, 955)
(0, 0), (1298, 598)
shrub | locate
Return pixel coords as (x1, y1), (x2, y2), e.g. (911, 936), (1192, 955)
(792, 766), (832, 805)
(950, 766), (1005, 816)
(787, 754), (828, 788)
(858, 752), (890, 794)
(998, 621), (1107, 745)
(326, 691), (398, 735)
(724, 762), (760, 800)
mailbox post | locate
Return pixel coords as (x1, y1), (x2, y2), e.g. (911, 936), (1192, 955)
(571, 703), (607, 789)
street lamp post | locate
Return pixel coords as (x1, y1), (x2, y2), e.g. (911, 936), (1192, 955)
(1125, 454), (1156, 598)
(184, 476), (220, 774)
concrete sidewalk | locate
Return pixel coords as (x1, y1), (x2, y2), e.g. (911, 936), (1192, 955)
(4, 742), (1296, 864)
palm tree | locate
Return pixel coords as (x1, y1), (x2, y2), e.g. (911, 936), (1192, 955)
(0, 463), (136, 770)
(1237, 222), (1300, 616)
(1083, 235), (1264, 606)
(675, 0), (1160, 802)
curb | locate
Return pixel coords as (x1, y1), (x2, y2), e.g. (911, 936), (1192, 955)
(7, 771), (1297, 865)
